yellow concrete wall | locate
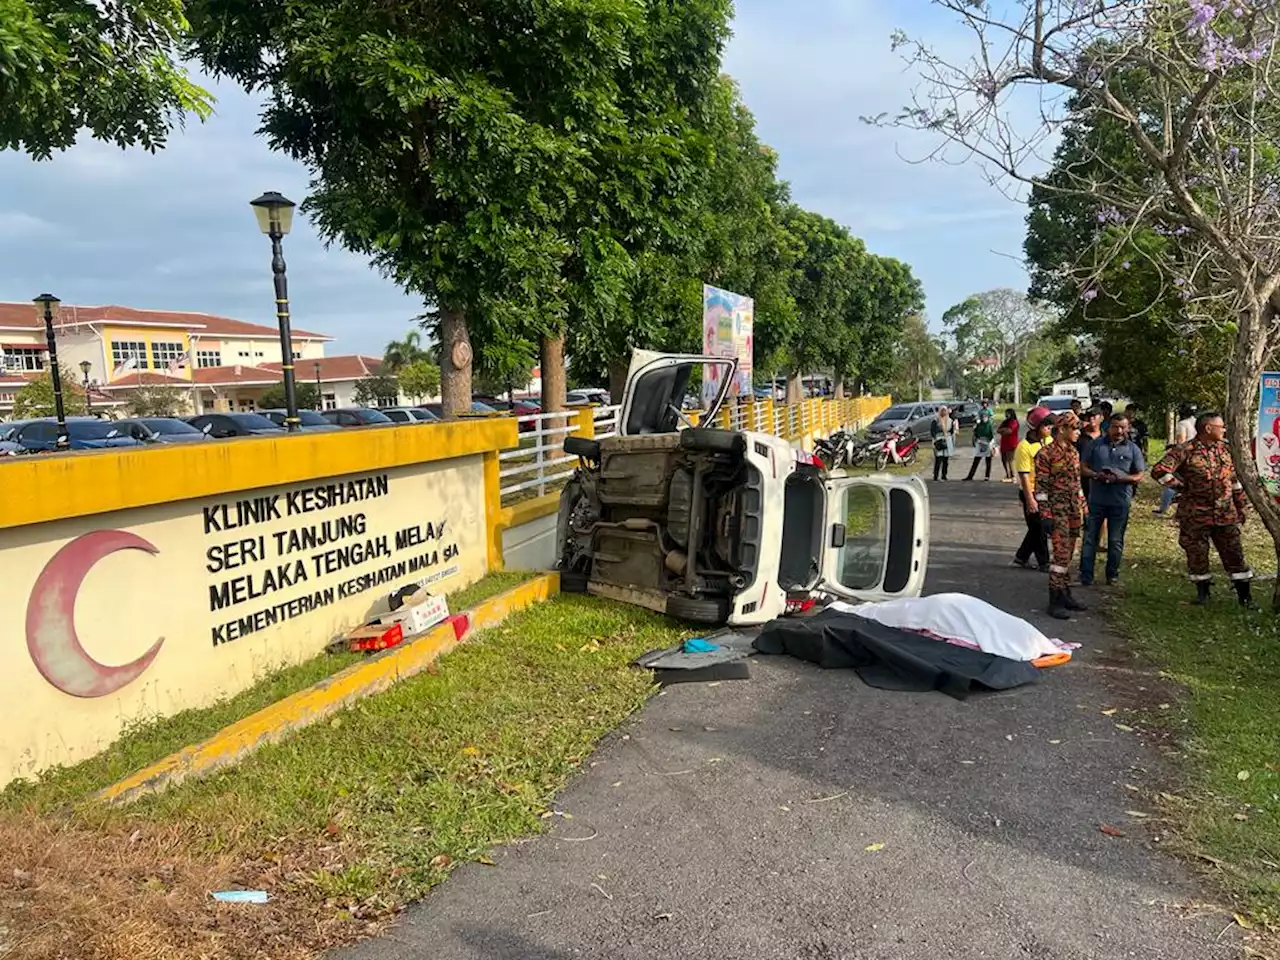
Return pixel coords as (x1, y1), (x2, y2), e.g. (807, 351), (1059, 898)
(0, 418), (516, 787)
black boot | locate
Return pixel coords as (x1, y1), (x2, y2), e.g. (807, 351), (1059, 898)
(1192, 581), (1211, 605)
(1234, 580), (1256, 608)
(1047, 588), (1071, 620)
(1063, 588), (1087, 612)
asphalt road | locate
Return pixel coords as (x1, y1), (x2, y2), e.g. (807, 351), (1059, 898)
(345, 465), (1236, 960)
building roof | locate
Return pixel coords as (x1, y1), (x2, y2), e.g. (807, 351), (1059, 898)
(192, 365), (282, 387)
(101, 371), (192, 389)
(0, 302), (332, 341)
(261, 354), (385, 382)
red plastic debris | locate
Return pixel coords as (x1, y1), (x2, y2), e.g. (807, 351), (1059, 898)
(449, 613), (471, 641)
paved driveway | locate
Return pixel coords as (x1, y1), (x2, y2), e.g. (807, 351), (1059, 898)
(345, 471), (1235, 960)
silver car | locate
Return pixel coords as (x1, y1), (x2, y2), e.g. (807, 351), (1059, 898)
(865, 402), (939, 442)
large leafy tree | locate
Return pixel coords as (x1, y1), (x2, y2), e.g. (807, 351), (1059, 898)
(382, 330), (430, 372)
(12, 366), (84, 417)
(259, 380), (319, 411)
(2, 0), (212, 158)
(189, 0), (639, 416)
(941, 289), (1054, 405)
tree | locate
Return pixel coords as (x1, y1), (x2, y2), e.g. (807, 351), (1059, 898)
(941, 290), (1054, 405)
(258, 380), (319, 411)
(125, 385), (186, 417)
(1024, 82), (1231, 412)
(353, 374), (400, 408)
(3, 0), (212, 158)
(382, 330), (430, 372)
(892, 315), (941, 402)
(882, 0), (1280, 604)
(189, 1), (627, 417)
(12, 366), (84, 417)
(396, 359), (440, 404)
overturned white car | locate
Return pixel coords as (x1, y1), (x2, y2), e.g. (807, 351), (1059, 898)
(556, 350), (931, 625)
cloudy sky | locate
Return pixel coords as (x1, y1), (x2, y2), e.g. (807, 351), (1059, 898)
(0, 1), (1033, 356)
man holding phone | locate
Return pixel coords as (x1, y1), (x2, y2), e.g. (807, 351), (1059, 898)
(1079, 412), (1145, 586)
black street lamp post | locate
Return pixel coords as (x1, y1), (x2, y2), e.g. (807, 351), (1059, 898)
(79, 360), (92, 416)
(314, 362), (322, 410)
(33, 294), (68, 447)
(250, 191), (300, 432)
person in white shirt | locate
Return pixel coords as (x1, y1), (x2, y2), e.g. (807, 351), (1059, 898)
(1155, 405), (1197, 515)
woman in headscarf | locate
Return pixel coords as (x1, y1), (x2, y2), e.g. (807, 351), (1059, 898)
(930, 405), (958, 480)
(964, 406), (996, 480)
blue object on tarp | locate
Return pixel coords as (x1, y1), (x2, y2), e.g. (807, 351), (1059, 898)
(212, 890), (270, 904)
(682, 638), (720, 654)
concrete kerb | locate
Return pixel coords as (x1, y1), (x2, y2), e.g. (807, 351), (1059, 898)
(97, 573), (561, 805)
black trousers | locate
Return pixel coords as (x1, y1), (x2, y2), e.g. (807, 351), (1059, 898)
(933, 455), (950, 480)
(1015, 488), (1049, 567)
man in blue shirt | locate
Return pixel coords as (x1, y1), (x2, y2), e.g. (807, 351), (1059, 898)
(1079, 412), (1145, 586)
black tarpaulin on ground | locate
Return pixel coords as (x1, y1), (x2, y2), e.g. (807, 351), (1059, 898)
(752, 608), (1040, 700)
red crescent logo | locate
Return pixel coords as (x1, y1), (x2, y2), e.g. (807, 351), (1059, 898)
(25, 530), (164, 698)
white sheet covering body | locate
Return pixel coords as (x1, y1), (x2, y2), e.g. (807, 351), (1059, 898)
(829, 593), (1073, 661)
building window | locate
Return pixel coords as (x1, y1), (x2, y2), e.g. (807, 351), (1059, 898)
(151, 341), (184, 369)
(2, 347), (45, 372)
(196, 350), (222, 368)
(237, 350), (250, 359)
(254, 351), (264, 359)
(322, 393), (337, 411)
(0, 391), (14, 403)
(111, 340), (148, 371)
(375, 394), (396, 409)
(292, 351), (301, 360)
(237, 398), (256, 412)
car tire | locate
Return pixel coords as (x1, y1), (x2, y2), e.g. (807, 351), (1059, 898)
(665, 595), (731, 624)
(680, 428), (743, 454)
(559, 570), (590, 594)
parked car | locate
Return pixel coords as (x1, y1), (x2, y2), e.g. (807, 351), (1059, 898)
(258, 409), (342, 432)
(381, 407), (438, 424)
(1036, 395), (1083, 414)
(186, 412), (286, 438)
(865, 402), (939, 442)
(566, 388), (611, 406)
(117, 417), (209, 444)
(949, 402), (980, 428)
(0, 419), (36, 455)
(14, 418), (145, 451)
(320, 407), (395, 428)
(555, 349), (929, 626)
(475, 396), (542, 416)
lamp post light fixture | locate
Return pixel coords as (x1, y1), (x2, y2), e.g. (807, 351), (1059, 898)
(250, 190), (300, 432)
(314, 361), (322, 410)
(79, 360), (92, 416)
(32, 294), (68, 447)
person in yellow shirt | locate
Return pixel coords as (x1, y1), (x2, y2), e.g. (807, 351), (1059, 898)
(1011, 409), (1056, 570)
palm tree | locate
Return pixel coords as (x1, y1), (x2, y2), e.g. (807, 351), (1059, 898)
(383, 329), (430, 372)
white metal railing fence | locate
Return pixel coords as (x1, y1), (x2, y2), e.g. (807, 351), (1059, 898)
(499, 405), (620, 504)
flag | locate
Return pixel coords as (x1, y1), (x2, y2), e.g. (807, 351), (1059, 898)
(167, 351), (189, 375)
(112, 355), (138, 379)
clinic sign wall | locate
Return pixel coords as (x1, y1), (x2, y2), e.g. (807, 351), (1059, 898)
(0, 421), (512, 787)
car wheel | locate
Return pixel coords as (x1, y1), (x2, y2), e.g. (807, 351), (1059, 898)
(665, 595), (730, 624)
(559, 570), (590, 594)
(680, 428), (743, 454)
(875, 451), (889, 471)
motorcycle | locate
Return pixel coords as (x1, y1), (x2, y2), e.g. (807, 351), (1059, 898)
(874, 426), (919, 470)
(814, 430), (872, 471)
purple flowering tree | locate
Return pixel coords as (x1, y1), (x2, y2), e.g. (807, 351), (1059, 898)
(880, 0), (1280, 603)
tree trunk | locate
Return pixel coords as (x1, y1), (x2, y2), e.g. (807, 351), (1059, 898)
(833, 375), (845, 400)
(1166, 407), (1176, 445)
(1223, 302), (1280, 608)
(540, 333), (566, 414)
(438, 307), (472, 419)
(787, 370), (804, 405)
(608, 362), (629, 404)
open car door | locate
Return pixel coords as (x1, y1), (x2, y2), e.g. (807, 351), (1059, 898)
(816, 474), (930, 602)
(618, 349), (738, 436)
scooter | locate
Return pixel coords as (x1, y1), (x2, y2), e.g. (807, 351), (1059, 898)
(875, 426), (919, 470)
(814, 430), (873, 471)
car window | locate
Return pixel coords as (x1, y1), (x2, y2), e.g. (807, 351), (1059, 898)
(26, 423), (54, 443)
(835, 486), (888, 591)
(878, 405), (915, 420)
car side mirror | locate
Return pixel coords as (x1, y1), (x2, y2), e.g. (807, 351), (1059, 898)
(201, 423), (213, 434)
(908, 413), (919, 421)
(831, 524), (847, 549)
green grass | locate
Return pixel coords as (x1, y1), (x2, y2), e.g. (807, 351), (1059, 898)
(0, 571), (534, 814)
(1107, 470), (1280, 924)
(103, 596), (683, 908)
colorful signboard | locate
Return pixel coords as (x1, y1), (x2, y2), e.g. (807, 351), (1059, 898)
(1257, 372), (1280, 494)
(702, 284), (754, 405)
